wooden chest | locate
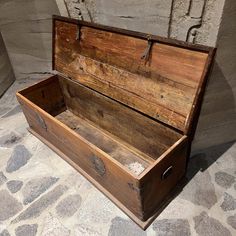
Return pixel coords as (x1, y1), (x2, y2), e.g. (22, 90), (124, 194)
(16, 15), (215, 229)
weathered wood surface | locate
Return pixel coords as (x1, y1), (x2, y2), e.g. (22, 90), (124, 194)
(27, 128), (157, 230)
(16, 75), (187, 223)
(59, 76), (181, 160)
(53, 18), (211, 133)
(16, 77), (144, 219)
(56, 110), (152, 174)
(19, 75), (65, 116)
(139, 136), (187, 220)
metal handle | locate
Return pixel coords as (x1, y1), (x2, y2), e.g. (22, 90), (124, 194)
(161, 166), (173, 180)
(90, 155), (106, 176)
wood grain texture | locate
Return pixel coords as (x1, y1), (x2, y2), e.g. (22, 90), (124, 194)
(56, 53), (192, 131)
(58, 76), (181, 160)
(139, 136), (188, 220)
(53, 18), (211, 133)
(186, 48), (217, 140)
(52, 15), (213, 52)
(16, 75), (187, 222)
(56, 110), (152, 173)
(20, 75), (66, 116)
(28, 128), (184, 230)
(16, 86), (144, 219)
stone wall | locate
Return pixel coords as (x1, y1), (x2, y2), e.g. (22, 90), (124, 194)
(57, 0), (236, 151)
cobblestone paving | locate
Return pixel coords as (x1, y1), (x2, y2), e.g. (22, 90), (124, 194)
(0, 0), (235, 234)
(0, 77), (235, 236)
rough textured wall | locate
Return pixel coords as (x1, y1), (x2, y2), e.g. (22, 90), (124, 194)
(169, 0), (224, 46)
(58, 0), (173, 36)
(59, 0), (224, 46)
(0, 0), (59, 78)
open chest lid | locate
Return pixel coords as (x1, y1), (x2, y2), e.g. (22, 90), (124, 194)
(52, 15), (216, 135)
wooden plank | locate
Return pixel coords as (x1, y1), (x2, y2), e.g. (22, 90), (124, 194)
(53, 19), (210, 133)
(27, 128), (185, 230)
(56, 53), (193, 130)
(78, 26), (207, 88)
(58, 76), (181, 160)
(138, 136), (188, 220)
(56, 110), (152, 174)
(185, 48), (217, 136)
(20, 75), (66, 116)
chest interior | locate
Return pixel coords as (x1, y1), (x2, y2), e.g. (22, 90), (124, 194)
(19, 16), (214, 177)
(20, 75), (182, 176)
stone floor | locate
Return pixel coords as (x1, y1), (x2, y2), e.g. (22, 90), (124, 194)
(0, 1), (235, 234)
(0, 75), (235, 236)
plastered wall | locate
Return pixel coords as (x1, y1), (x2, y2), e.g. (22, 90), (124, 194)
(58, 0), (224, 46)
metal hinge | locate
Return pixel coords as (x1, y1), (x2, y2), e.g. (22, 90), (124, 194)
(141, 35), (153, 64)
(76, 24), (81, 41)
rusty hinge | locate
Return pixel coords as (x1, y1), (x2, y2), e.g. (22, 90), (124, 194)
(141, 35), (153, 64)
(76, 24), (81, 41)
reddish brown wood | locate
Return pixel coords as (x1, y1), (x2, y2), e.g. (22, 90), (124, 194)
(56, 110), (153, 169)
(17, 84), (143, 218)
(53, 17), (214, 134)
(56, 53), (193, 131)
(139, 136), (188, 220)
(58, 76), (181, 160)
(52, 15), (213, 53)
(19, 75), (66, 116)
(27, 128), (185, 230)
(16, 75), (187, 223)
(185, 48), (217, 136)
